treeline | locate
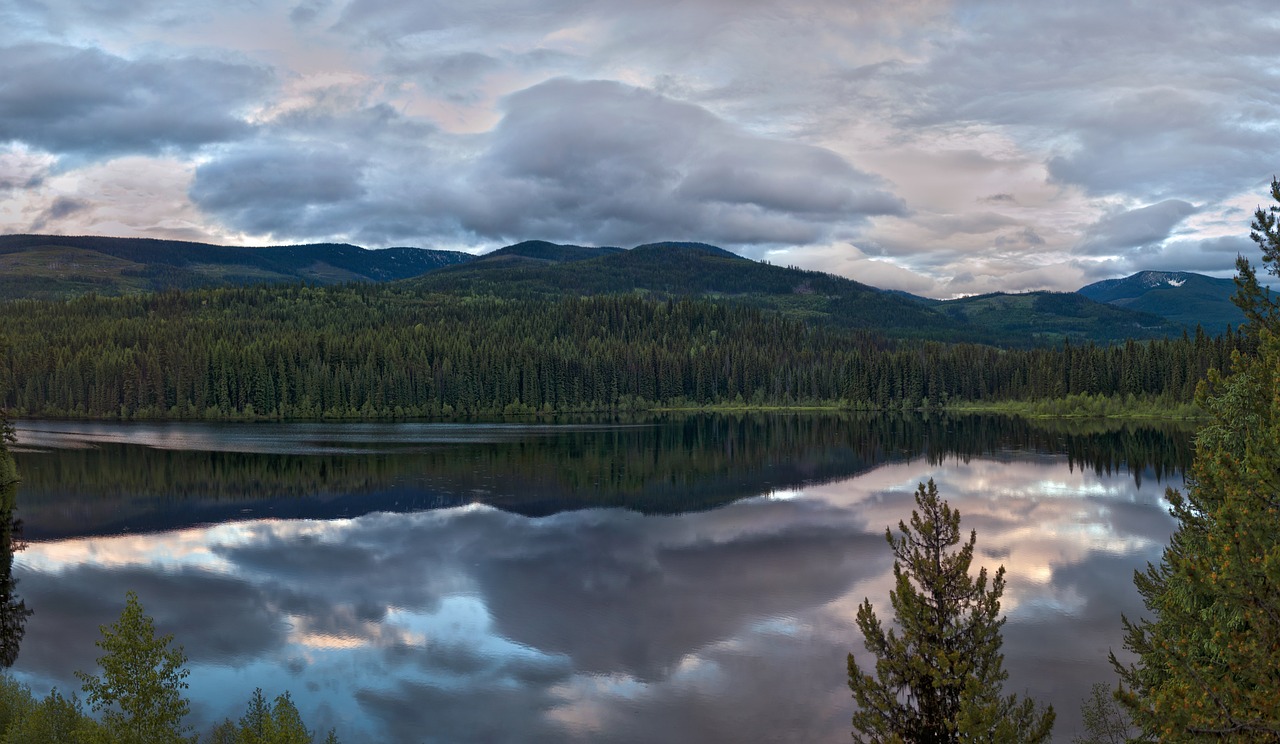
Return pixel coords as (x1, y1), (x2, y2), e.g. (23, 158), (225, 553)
(0, 285), (1243, 420)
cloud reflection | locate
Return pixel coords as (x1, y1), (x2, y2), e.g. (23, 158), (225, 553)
(13, 454), (1177, 741)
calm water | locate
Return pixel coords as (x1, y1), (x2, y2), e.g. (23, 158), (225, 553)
(4, 414), (1190, 741)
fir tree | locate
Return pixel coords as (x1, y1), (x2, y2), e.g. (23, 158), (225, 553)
(847, 479), (1054, 743)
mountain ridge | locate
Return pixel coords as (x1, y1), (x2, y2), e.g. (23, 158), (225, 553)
(1078, 270), (1245, 331)
(0, 233), (1231, 345)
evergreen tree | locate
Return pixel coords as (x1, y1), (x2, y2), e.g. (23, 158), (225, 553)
(1111, 181), (1280, 739)
(1073, 683), (1136, 744)
(848, 479), (1054, 743)
(76, 591), (191, 744)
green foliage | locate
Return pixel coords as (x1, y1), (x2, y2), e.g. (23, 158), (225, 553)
(0, 677), (33, 736)
(1073, 683), (1138, 744)
(208, 688), (334, 744)
(848, 480), (1054, 742)
(3, 688), (101, 744)
(75, 591), (192, 744)
(1113, 330), (1280, 740)
(0, 678), (103, 744)
(1112, 182), (1280, 740)
(0, 287), (1241, 421)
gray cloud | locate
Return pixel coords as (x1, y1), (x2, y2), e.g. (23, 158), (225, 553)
(190, 78), (904, 247)
(0, 43), (270, 160)
(190, 143), (368, 236)
(1079, 200), (1198, 255)
(30, 196), (90, 230)
(902, 1), (1280, 202)
(3, 0), (1278, 292)
(454, 79), (905, 246)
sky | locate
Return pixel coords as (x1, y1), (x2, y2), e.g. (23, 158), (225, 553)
(1, 0), (1278, 297)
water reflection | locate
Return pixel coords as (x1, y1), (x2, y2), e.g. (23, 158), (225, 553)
(10, 414), (1190, 539)
(6, 415), (1184, 741)
(0, 456), (31, 668)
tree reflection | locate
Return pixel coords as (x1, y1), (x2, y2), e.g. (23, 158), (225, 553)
(0, 453), (32, 668)
(11, 413), (1194, 540)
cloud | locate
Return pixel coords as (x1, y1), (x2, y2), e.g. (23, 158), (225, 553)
(1078, 200), (1199, 255)
(30, 196), (89, 231)
(3, 0), (1277, 292)
(190, 143), (367, 236)
(190, 78), (905, 247)
(0, 44), (270, 161)
(453, 79), (905, 246)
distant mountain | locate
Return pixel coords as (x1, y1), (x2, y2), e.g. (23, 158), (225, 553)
(486, 239), (624, 263)
(936, 291), (1178, 344)
(0, 234), (474, 299)
(1077, 271), (1245, 332)
(0, 234), (1202, 345)
(409, 240), (1181, 345)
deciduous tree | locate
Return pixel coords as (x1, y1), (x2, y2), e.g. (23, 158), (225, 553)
(76, 591), (191, 744)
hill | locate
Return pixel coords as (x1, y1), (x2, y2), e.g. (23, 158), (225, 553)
(0, 234), (474, 299)
(408, 240), (979, 340)
(1077, 271), (1246, 332)
(410, 240), (1181, 345)
(937, 291), (1179, 344)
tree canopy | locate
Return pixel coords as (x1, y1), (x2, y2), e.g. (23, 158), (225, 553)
(848, 479), (1054, 743)
(75, 591), (191, 744)
(1111, 179), (1280, 739)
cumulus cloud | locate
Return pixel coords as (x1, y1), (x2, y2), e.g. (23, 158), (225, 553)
(0, 43), (271, 160)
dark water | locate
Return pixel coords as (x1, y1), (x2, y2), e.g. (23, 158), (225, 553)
(3, 414), (1191, 741)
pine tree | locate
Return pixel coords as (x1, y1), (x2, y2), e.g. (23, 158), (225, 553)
(847, 479), (1054, 743)
(1111, 180), (1280, 740)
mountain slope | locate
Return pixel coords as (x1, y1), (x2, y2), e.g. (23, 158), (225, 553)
(0, 234), (474, 299)
(1078, 271), (1245, 331)
(937, 291), (1179, 344)
(410, 240), (1179, 345)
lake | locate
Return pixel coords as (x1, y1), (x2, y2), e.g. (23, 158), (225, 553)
(3, 414), (1190, 741)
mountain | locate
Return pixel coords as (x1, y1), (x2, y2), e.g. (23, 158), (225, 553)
(1078, 271), (1246, 332)
(937, 291), (1178, 344)
(0, 234), (474, 299)
(0, 233), (1198, 345)
(409, 240), (1181, 345)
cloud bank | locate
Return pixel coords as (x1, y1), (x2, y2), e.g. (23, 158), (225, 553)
(2, 0), (1277, 294)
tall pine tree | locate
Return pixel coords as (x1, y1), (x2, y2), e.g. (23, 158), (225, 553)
(1112, 180), (1280, 740)
(848, 479), (1054, 743)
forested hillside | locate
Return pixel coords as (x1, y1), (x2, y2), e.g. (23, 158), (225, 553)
(1078, 270), (1247, 331)
(0, 284), (1240, 420)
(0, 234), (472, 299)
(411, 241), (1182, 344)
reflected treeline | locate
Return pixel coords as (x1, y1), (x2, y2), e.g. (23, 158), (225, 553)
(0, 452), (31, 667)
(11, 414), (1194, 539)
(911, 415), (1194, 487)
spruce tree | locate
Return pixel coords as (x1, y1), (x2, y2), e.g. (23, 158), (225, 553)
(1111, 182), (1280, 739)
(848, 479), (1054, 743)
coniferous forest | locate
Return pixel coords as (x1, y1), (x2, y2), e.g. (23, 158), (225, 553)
(0, 284), (1242, 421)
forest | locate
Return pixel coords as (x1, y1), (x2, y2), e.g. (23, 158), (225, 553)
(0, 284), (1243, 421)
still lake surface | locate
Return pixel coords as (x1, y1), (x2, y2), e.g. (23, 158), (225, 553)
(5, 414), (1191, 742)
